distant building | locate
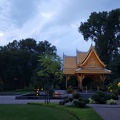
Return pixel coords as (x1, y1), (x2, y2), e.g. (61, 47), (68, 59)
(63, 45), (111, 91)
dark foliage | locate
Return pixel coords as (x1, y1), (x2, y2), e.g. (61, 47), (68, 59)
(78, 8), (120, 82)
(72, 91), (81, 99)
(0, 39), (57, 90)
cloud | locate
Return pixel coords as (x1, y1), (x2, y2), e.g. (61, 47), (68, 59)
(9, 0), (40, 27)
(0, 0), (119, 57)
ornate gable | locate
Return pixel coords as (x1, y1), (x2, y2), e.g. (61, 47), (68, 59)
(80, 45), (105, 68)
(63, 44), (111, 75)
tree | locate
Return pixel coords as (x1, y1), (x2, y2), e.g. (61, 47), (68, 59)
(78, 8), (120, 65)
(108, 54), (120, 80)
(37, 52), (63, 103)
(0, 39), (57, 90)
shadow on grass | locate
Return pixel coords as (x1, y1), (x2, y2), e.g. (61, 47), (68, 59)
(28, 102), (103, 120)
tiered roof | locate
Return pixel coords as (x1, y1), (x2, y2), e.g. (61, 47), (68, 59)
(63, 45), (111, 75)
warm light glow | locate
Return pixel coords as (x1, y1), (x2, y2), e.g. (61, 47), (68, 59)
(110, 90), (112, 92)
(118, 82), (120, 87)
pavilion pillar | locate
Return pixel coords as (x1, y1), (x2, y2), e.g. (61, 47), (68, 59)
(94, 75), (101, 91)
(77, 74), (85, 92)
(66, 75), (70, 89)
(100, 74), (106, 90)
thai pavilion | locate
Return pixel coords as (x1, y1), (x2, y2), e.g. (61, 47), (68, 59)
(63, 45), (111, 91)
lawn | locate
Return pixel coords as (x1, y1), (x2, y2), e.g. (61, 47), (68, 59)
(0, 104), (103, 120)
(38, 103), (103, 120)
(0, 104), (76, 120)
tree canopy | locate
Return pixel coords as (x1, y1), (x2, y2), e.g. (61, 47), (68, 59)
(78, 8), (120, 82)
(0, 38), (57, 90)
(78, 8), (120, 65)
(37, 52), (63, 89)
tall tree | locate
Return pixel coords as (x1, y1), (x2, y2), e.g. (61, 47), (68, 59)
(0, 38), (57, 90)
(78, 8), (120, 65)
(37, 52), (63, 88)
(37, 52), (63, 103)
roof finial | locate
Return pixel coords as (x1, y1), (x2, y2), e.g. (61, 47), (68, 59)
(91, 43), (93, 47)
(76, 47), (78, 53)
(63, 52), (64, 58)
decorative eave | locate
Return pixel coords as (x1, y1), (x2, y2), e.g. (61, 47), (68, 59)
(63, 44), (111, 75)
(79, 44), (106, 67)
(75, 68), (111, 74)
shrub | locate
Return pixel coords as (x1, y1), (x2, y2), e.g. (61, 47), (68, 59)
(72, 91), (81, 99)
(72, 99), (79, 107)
(68, 97), (73, 102)
(106, 99), (116, 105)
(64, 102), (74, 107)
(64, 98), (70, 103)
(96, 91), (104, 97)
(59, 100), (65, 105)
(111, 94), (119, 100)
(72, 99), (86, 108)
(99, 97), (106, 104)
(83, 99), (89, 104)
(91, 93), (100, 101)
(117, 87), (120, 95)
(78, 97), (84, 101)
(67, 85), (73, 93)
(78, 101), (86, 108)
(89, 98), (96, 104)
(104, 93), (112, 100)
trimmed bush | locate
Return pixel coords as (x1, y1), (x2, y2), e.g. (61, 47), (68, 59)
(78, 101), (86, 108)
(65, 102), (74, 107)
(67, 86), (73, 93)
(59, 100), (65, 105)
(83, 99), (89, 104)
(72, 91), (81, 99)
(64, 98), (70, 103)
(89, 98), (96, 104)
(78, 97), (84, 101)
(117, 87), (120, 95)
(73, 99), (86, 108)
(59, 91), (87, 108)
(72, 99), (79, 107)
(90, 91), (117, 104)
(99, 97), (106, 104)
(91, 93), (100, 101)
(104, 93), (112, 100)
(111, 94), (119, 100)
(106, 99), (116, 105)
(69, 97), (73, 102)
(96, 91), (104, 97)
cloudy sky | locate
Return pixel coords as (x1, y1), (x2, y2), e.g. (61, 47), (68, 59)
(0, 0), (119, 57)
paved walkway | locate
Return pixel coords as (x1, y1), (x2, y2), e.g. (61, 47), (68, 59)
(0, 95), (120, 120)
(88, 96), (120, 120)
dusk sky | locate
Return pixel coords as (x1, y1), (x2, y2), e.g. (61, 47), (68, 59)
(0, 0), (119, 57)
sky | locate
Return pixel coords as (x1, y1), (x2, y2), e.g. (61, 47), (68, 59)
(0, 0), (119, 57)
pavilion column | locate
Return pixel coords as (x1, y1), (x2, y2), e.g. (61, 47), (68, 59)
(77, 74), (85, 91)
(66, 75), (70, 89)
(100, 74), (106, 90)
(94, 75), (101, 91)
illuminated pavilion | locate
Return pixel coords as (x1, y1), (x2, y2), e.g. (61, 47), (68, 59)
(63, 45), (111, 91)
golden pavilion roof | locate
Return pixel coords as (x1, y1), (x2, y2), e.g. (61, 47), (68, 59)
(63, 45), (111, 75)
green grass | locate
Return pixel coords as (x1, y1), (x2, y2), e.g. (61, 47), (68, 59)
(64, 106), (103, 120)
(0, 103), (103, 120)
(0, 104), (77, 120)
(28, 103), (103, 120)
